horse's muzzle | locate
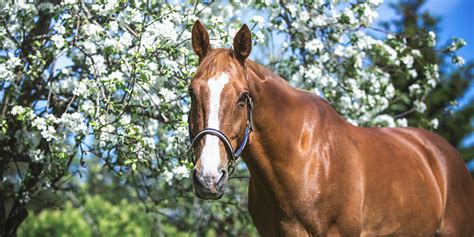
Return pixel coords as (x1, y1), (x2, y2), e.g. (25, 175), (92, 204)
(193, 169), (227, 199)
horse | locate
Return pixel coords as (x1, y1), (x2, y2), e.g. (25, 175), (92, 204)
(187, 20), (474, 236)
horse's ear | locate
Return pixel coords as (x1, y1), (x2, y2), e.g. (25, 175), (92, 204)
(233, 24), (252, 61)
(192, 20), (211, 61)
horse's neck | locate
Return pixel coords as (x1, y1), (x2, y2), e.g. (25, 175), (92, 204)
(247, 61), (294, 136)
(244, 61), (316, 199)
(245, 61), (296, 122)
(243, 61), (351, 207)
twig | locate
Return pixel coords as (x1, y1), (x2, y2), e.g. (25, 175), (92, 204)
(46, 83), (52, 111)
(229, 176), (250, 180)
(393, 107), (416, 119)
(64, 95), (76, 113)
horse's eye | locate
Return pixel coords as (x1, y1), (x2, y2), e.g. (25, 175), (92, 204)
(237, 93), (248, 107)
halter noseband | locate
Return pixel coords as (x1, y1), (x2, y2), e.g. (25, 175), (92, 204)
(189, 94), (254, 175)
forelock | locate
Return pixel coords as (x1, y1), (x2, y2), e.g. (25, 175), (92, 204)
(194, 49), (243, 80)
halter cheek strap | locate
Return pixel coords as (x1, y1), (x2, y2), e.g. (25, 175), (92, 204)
(189, 95), (254, 175)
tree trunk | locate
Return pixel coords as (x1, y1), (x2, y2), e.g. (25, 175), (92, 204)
(1, 201), (28, 237)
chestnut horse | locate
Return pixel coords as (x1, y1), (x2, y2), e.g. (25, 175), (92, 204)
(188, 20), (474, 236)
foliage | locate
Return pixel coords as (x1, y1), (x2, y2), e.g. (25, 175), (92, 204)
(18, 202), (92, 237)
(19, 162), (256, 237)
(0, 0), (467, 235)
(19, 195), (154, 237)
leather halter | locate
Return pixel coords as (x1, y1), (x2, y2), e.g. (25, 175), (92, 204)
(190, 94), (254, 175)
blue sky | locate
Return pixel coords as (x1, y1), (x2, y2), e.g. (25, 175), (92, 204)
(378, 0), (474, 148)
(378, 0), (474, 62)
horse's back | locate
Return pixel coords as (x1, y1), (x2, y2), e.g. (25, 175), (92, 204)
(356, 126), (474, 235)
(302, 94), (474, 234)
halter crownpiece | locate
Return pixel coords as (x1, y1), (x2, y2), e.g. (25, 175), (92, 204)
(189, 94), (254, 175)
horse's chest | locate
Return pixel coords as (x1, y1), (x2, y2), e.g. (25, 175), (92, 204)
(248, 186), (349, 236)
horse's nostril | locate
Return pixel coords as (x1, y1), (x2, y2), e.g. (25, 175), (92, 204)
(193, 169), (205, 188)
(193, 168), (227, 196)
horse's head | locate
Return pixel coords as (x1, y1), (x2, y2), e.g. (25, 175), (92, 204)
(188, 20), (253, 199)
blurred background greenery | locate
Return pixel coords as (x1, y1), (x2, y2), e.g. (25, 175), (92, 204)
(18, 160), (257, 237)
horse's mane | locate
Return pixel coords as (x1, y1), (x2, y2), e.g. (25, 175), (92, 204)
(246, 59), (288, 85)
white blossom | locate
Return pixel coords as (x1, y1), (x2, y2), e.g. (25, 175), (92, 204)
(251, 15), (265, 28)
(409, 84), (421, 96)
(427, 79), (437, 88)
(453, 56), (465, 66)
(342, 8), (356, 25)
(159, 88), (177, 102)
(73, 80), (89, 97)
(360, 4), (378, 25)
(368, 0), (383, 5)
(58, 112), (87, 136)
(415, 100), (427, 113)
(306, 38), (324, 53)
(374, 114), (396, 127)
(150, 20), (178, 43)
(28, 149), (45, 162)
(255, 31), (265, 44)
(84, 23), (104, 37)
(411, 49), (422, 57)
(431, 118), (439, 129)
(401, 55), (414, 68)
(11, 106), (26, 116)
(428, 31), (436, 47)
(396, 118), (408, 127)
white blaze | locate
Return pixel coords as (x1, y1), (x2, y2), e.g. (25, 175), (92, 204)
(200, 73), (229, 177)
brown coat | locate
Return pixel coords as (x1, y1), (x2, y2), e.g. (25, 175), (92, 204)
(189, 21), (474, 236)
